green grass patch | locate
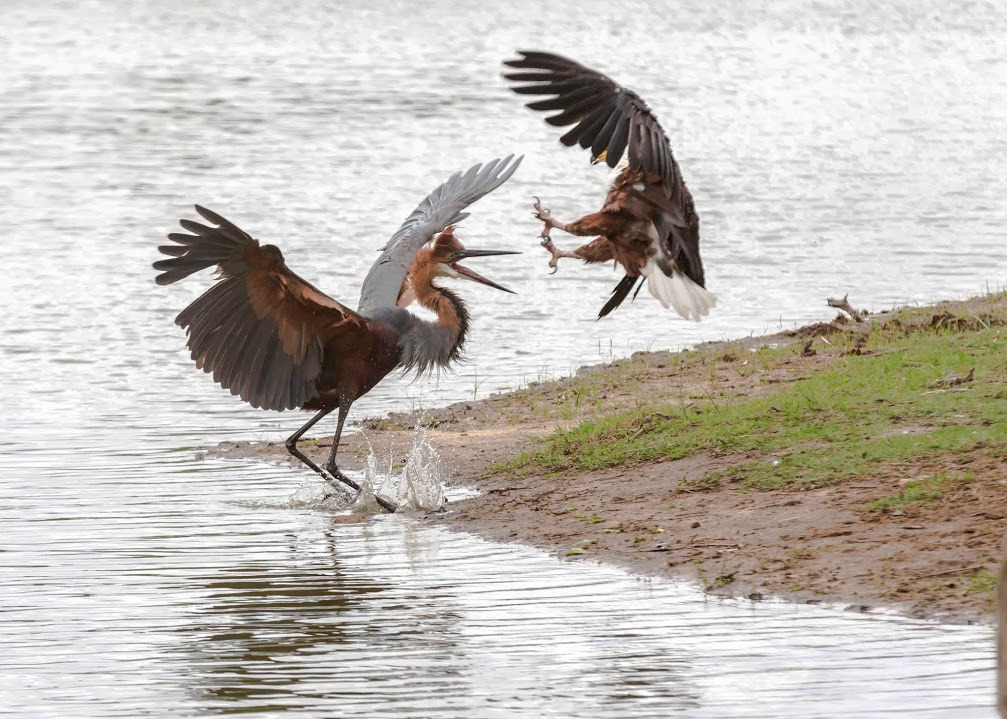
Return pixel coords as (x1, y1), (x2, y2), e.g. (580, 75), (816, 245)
(497, 294), (1007, 491)
(868, 472), (972, 513)
(968, 570), (1000, 595)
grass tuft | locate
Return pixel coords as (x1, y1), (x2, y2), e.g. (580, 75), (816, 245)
(869, 473), (972, 513)
(495, 293), (1007, 492)
(968, 570), (1000, 595)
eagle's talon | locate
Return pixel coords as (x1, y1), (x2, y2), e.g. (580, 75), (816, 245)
(540, 237), (564, 274)
(532, 197), (553, 224)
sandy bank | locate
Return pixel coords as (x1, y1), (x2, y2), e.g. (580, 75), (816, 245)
(214, 293), (1007, 623)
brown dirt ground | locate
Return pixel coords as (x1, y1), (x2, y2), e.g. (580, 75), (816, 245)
(212, 299), (1007, 624)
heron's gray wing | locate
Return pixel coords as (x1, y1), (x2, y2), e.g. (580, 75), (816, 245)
(503, 51), (682, 196)
(356, 155), (522, 314)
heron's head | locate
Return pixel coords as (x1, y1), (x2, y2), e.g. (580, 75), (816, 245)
(426, 227), (519, 294)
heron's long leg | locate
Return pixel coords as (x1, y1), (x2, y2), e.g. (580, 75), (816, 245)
(284, 408), (350, 495)
(325, 403), (396, 513)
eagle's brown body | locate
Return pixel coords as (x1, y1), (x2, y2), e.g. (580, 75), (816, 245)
(505, 51), (715, 320)
(551, 167), (701, 276)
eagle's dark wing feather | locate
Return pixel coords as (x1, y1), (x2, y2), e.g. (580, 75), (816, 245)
(597, 274), (644, 319)
(506, 50), (712, 312)
(503, 50), (682, 194)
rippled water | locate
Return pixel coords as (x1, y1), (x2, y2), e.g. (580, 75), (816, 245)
(2, 0), (1005, 716)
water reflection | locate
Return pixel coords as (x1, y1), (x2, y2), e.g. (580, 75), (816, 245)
(180, 532), (389, 708)
(176, 522), (477, 714)
(171, 519), (995, 718)
(172, 519), (709, 718)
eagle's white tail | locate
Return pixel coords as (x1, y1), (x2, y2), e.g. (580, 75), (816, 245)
(643, 263), (717, 322)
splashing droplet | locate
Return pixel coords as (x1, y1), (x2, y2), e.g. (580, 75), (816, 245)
(357, 427), (447, 512)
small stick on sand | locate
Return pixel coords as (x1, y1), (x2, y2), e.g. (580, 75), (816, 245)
(911, 563), (988, 581)
(927, 367), (975, 388)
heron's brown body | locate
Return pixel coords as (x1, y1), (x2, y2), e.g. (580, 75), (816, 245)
(164, 211), (407, 417)
(154, 157), (521, 513)
(300, 322), (400, 412)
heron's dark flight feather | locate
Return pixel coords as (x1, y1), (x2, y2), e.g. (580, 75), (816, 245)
(155, 206), (369, 410)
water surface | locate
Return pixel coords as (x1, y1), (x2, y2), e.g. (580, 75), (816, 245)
(1, 0), (1005, 716)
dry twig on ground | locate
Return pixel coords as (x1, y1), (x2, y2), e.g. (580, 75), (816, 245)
(827, 294), (866, 323)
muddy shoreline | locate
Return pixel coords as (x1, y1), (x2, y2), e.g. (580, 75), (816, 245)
(212, 295), (1007, 624)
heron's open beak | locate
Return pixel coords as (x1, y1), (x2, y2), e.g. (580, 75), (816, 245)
(450, 249), (520, 294)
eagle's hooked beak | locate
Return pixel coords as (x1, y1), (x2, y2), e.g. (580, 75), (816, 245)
(449, 249), (521, 294)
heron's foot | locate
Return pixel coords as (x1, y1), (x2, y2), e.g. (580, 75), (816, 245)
(539, 236), (580, 275)
(325, 459), (360, 492)
(325, 459), (396, 513)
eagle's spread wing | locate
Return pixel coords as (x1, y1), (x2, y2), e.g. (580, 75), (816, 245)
(503, 51), (683, 195)
(505, 50), (707, 292)
(155, 206), (370, 410)
(356, 156), (522, 315)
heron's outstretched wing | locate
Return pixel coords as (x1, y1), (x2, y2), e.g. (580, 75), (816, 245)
(356, 156), (522, 315)
(503, 51), (682, 195)
(154, 206), (370, 411)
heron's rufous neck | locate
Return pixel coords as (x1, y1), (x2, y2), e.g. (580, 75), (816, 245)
(406, 258), (465, 334)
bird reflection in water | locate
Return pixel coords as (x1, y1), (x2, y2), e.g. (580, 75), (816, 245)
(174, 526), (468, 712)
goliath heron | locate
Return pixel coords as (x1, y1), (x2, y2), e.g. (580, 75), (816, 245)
(503, 51), (716, 321)
(154, 156), (522, 512)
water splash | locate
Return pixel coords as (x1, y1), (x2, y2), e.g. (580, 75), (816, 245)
(356, 427), (447, 512)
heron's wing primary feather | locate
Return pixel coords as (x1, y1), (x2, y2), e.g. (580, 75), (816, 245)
(154, 206), (371, 410)
(503, 51), (682, 196)
(356, 155), (523, 314)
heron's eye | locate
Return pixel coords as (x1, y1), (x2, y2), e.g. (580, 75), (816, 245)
(445, 252), (458, 262)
